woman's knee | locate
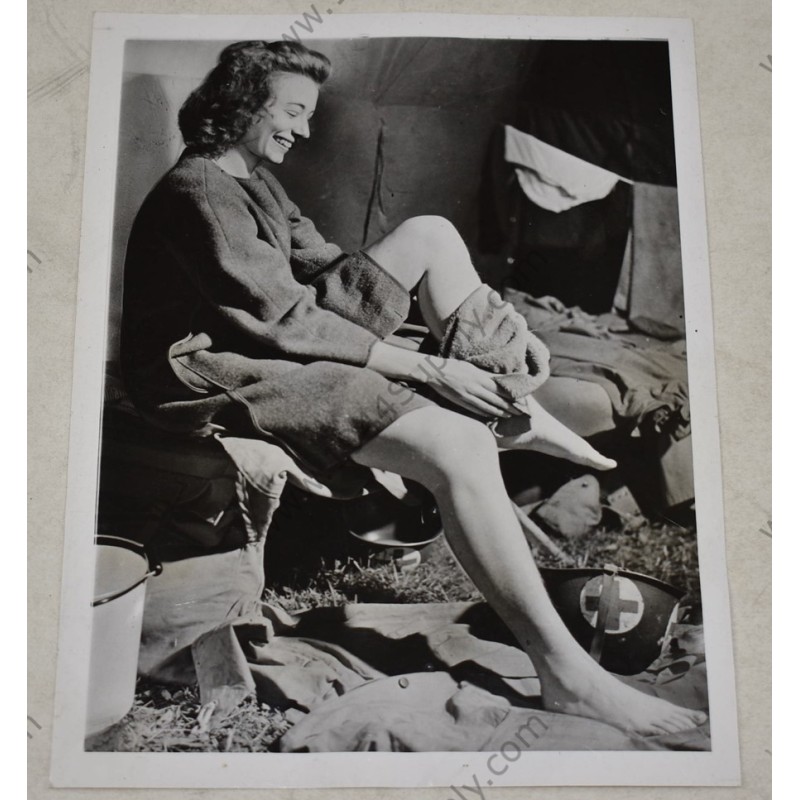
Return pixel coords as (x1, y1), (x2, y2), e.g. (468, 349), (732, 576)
(353, 407), (498, 486)
(367, 216), (469, 291)
(364, 216), (460, 289)
(396, 215), (463, 258)
(419, 412), (499, 482)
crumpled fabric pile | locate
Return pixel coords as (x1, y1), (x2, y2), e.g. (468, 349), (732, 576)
(185, 602), (710, 753)
(503, 285), (691, 440)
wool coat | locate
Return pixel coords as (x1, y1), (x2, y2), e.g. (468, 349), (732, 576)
(120, 151), (431, 473)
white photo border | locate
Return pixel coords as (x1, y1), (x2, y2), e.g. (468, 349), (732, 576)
(50, 11), (741, 788)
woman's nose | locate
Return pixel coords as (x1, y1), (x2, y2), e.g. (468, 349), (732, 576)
(295, 117), (311, 138)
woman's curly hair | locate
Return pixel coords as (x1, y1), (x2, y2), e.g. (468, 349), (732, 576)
(178, 40), (331, 157)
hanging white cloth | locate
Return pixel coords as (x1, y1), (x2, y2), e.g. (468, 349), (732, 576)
(504, 125), (632, 214)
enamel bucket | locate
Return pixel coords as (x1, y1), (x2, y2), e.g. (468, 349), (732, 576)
(86, 536), (161, 736)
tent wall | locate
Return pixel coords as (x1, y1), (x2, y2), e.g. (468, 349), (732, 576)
(270, 38), (538, 251)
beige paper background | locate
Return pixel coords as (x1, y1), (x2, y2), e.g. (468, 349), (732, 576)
(28, 0), (771, 797)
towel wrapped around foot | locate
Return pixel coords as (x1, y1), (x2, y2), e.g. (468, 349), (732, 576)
(432, 285), (617, 471)
(435, 284), (551, 400)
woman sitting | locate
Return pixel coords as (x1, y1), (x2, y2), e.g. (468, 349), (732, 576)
(120, 40), (705, 736)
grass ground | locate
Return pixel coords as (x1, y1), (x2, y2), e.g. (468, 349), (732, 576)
(86, 504), (700, 753)
(263, 518), (700, 613)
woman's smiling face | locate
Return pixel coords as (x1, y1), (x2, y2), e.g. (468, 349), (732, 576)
(239, 72), (320, 165)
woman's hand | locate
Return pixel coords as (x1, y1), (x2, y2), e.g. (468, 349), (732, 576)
(420, 357), (524, 419)
(366, 343), (523, 419)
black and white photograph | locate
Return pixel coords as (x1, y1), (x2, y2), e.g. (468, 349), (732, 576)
(49, 12), (740, 789)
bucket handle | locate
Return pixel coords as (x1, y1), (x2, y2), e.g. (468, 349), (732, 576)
(91, 535), (163, 607)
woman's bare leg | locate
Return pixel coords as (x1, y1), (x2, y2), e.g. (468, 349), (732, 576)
(353, 407), (706, 735)
(364, 217), (616, 471)
(364, 215), (480, 339)
(534, 376), (616, 437)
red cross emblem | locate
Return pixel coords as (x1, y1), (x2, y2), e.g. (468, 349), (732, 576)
(580, 575), (644, 634)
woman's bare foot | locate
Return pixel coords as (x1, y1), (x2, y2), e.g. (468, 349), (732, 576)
(537, 652), (707, 736)
(491, 395), (617, 471)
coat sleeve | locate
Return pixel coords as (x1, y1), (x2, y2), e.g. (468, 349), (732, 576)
(164, 174), (379, 367)
(264, 170), (345, 284)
